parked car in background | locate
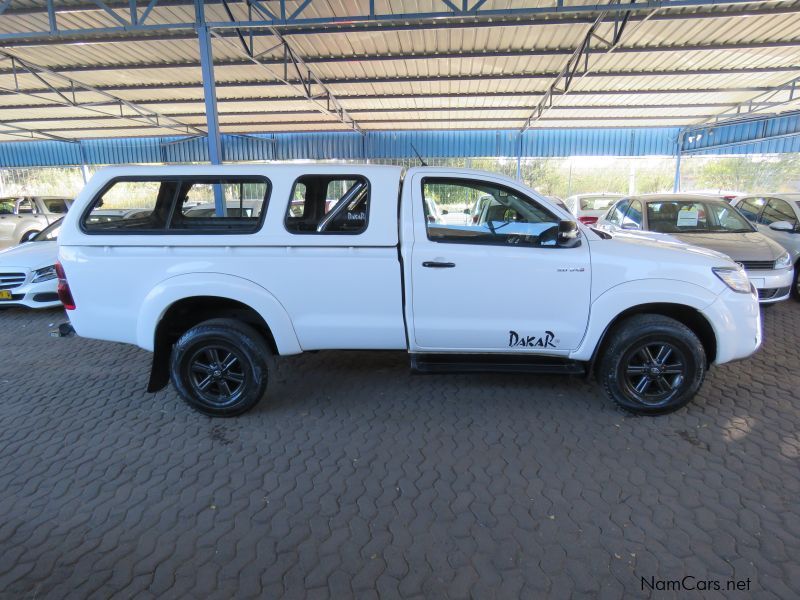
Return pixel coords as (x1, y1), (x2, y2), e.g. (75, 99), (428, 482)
(731, 194), (800, 297)
(0, 209), (144, 309)
(184, 200), (264, 218)
(0, 196), (72, 249)
(598, 194), (794, 303)
(686, 190), (744, 203)
(58, 165), (761, 417)
(565, 193), (624, 225)
(0, 218), (62, 309)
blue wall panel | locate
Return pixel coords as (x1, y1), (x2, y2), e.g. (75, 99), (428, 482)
(1, 124), (798, 169)
(682, 113), (800, 155)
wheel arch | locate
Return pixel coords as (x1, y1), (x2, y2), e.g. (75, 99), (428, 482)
(139, 274), (302, 392)
(588, 302), (717, 376)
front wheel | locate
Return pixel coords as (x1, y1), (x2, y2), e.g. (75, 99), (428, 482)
(170, 318), (270, 417)
(598, 315), (706, 415)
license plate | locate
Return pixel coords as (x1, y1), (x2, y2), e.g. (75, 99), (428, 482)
(0, 290), (12, 300)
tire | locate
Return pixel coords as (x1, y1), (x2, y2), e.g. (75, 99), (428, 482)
(597, 314), (706, 415)
(792, 261), (800, 300)
(169, 318), (271, 417)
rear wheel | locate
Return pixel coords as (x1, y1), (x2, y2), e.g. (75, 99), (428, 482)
(598, 314), (705, 415)
(170, 318), (270, 417)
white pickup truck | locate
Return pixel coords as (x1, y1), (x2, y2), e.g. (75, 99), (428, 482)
(57, 165), (761, 417)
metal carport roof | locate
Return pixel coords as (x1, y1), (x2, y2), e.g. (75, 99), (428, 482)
(0, 0), (799, 161)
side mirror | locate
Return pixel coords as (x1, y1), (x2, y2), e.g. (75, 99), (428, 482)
(768, 220), (794, 232)
(463, 208), (470, 215)
(557, 220), (581, 248)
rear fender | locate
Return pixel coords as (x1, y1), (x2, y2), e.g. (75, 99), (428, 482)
(137, 272), (302, 354)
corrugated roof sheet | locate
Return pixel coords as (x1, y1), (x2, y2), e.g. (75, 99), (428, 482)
(0, 0), (799, 155)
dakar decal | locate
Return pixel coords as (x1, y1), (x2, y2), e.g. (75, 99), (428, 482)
(508, 330), (557, 349)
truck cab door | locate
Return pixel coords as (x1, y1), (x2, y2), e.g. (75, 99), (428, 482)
(404, 173), (591, 354)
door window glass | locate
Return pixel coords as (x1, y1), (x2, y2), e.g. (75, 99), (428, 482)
(605, 200), (630, 225)
(760, 198), (797, 228)
(42, 198), (69, 213)
(422, 179), (561, 247)
(622, 199), (643, 229)
(736, 197), (764, 222)
(17, 199), (35, 214)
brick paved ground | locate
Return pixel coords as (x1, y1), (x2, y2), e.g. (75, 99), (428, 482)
(0, 303), (798, 599)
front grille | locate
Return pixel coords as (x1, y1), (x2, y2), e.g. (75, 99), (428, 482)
(0, 272), (26, 290)
(758, 286), (791, 300)
(739, 260), (775, 271)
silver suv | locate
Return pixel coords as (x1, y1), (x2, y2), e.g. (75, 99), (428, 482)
(0, 196), (72, 249)
(731, 194), (800, 298)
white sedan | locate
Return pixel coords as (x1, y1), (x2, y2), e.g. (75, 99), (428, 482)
(0, 209), (150, 309)
(0, 218), (61, 309)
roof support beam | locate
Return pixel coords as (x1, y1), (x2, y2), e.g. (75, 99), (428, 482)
(0, 119), (77, 142)
(0, 48), (206, 137)
(0, 83), (779, 101)
(0, 0), (788, 44)
(522, 0), (659, 130)
(0, 102), (759, 123)
(3, 4), (796, 45)
(210, 5), (361, 133)
(15, 114), (709, 134)
(684, 73), (800, 131)
(2, 40), (798, 74)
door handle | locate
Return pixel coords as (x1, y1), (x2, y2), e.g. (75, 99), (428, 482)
(422, 261), (456, 268)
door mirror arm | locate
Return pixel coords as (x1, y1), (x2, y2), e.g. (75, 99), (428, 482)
(557, 220), (582, 248)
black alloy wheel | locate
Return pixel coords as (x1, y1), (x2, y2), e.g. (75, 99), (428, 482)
(620, 341), (687, 408)
(186, 344), (248, 409)
(598, 314), (706, 415)
(170, 318), (270, 417)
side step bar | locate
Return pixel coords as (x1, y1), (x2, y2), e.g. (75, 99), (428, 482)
(410, 353), (586, 375)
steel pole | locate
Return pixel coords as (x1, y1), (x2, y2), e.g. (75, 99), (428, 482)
(198, 21), (225, 215)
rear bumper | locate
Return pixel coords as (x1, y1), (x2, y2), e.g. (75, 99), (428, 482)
(747, 267), (793, 304)
(702, 288), (761, 365)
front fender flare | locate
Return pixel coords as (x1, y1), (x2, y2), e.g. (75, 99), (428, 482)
(570, 278), (720, 362)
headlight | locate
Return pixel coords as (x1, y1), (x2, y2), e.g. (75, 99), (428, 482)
(31, 265), (57, 283)
(775, 251), (792, 269)
(713, 266), (752, 294)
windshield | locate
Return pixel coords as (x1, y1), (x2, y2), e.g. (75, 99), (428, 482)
(579, 196), (618, 211)
(646, 200), (753, 233)
(33, 217), (64, 241)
